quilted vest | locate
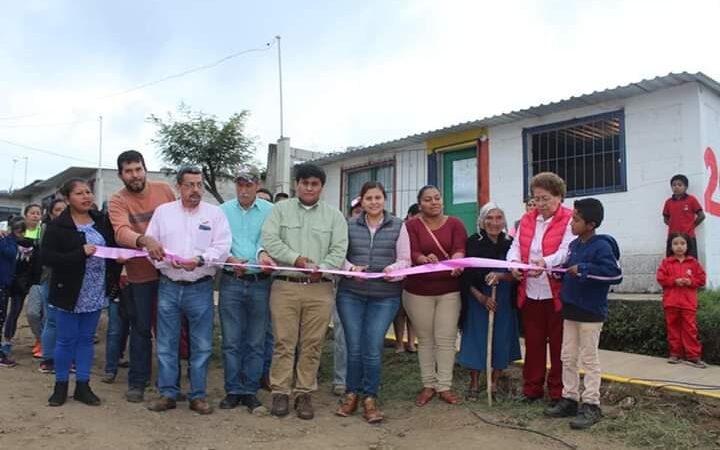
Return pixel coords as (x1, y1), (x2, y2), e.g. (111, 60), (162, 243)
(516, 205), (573, 311)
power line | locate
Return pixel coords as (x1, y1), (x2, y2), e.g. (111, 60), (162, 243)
(0, 138), (95, 164)
(0, 39), (275, 122)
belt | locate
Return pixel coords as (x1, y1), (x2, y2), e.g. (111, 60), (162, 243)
(275, 275), (332, 285)
(162, 275), (213, 286)
(222, 270), (270, 282)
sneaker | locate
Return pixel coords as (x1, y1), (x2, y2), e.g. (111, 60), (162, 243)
(271, 394), (290, 417)
(118, 360), (129, 368)
(219, 394), (242, 410)
(544, 398), (579, 418)
(32, 340), (43, 359)
(667, 356), (682, 364)
(101, 373), (117, 384)
(570, 403), (602, 430)
(333, 384), (346, 396)
(0, 355), (18, 368)
(294, 393), (314, 420)
(126, 387), (145, 403)
(684, 359), (707, 369)
(241, 394), (267, 415)
(39, 360), (55, 374)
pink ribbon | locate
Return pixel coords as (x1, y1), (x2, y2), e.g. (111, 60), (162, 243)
(92, 246), (620, 281)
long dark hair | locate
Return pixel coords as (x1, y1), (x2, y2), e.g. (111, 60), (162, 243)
(359, 181), (386, 200)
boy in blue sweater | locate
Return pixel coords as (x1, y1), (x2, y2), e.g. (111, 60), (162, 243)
(0, 218), (26, 367)
(544, 198), (622, 429)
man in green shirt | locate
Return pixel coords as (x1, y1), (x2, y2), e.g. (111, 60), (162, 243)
(262, 163), (348, 420)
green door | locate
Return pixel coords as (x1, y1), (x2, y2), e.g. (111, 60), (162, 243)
(442, 148), (478, 233)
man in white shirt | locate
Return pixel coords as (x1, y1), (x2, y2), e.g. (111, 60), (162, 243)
(144, 166), (231, 415)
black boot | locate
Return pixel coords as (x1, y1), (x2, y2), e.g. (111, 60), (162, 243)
(74, 381), (101, 406)
(48, 381), (69, 406)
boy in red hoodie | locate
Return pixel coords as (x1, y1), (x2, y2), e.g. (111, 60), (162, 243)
(656, 232), (707, 368)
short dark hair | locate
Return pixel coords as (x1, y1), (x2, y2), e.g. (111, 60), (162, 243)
(670, 174), (689, 187)
(406, 203), (420, 218)
(23, 203), (41, 216)
(294, 163), (326, 185)
(117, 150), (146, 174)
(573, 198), (604, 228)
(9, 217), (26, 233)
(274, 192), (289, 201)
(60, 178), (89, 198)
(257, 187), (273, 197)
(176, 166), (202, 185)
(359, 181), (386, 200)
(416, 185), (439, 203)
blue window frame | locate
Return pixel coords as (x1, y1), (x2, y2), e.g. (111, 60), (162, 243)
(522, 110), (627, 198)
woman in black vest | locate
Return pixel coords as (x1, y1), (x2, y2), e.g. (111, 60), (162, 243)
(42, 178), (121, 407)
(335, 181), (410, 423)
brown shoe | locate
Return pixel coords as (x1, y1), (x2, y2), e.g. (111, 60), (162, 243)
(294, 393), (314, 420)
(189, 398), (214, 415)
(438, 390), (462, 405)
(415, 387), (435, 407)
(362, 396), (383, 423)
(271, 394), (290, 417)
(147, 396), (177, 412)
(335, 393), (359, 417)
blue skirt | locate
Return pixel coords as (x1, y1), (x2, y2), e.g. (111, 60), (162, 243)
(457, 281), (521, 371)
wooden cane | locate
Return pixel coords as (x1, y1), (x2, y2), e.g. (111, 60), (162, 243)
(486, 285), (497, 407)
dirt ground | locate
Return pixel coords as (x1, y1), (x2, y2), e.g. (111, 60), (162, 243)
(0, 318), (637, 450)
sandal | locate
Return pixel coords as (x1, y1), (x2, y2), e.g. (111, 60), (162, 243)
(415, 388), (435, 407)
(438, 390), (462, 405)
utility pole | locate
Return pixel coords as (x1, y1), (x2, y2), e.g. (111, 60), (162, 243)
(276, 35), (284, 138)
(23, 156), (28, 187)
(9, 158), (18, 192)
(96, 115), (104, 208)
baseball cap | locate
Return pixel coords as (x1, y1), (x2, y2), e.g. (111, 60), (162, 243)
(234, 172), (258, 183)
(350, 196), (361, 209)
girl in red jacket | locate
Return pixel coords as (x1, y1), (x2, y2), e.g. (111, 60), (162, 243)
(656, 233), (707, 368)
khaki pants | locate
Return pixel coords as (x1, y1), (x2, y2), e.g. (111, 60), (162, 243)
(269, 280), (334, 395)
(561, 320), (603, 405)
(403, 290), (460, 392)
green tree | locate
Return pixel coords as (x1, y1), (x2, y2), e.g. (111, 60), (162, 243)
(148, 104), (256, 203)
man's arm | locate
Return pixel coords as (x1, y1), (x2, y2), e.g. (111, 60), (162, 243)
(261, 204), (301, 266)
(319, 210), (349, 270)
(109, 195), (141, 249)
(201, 210), (232, 264)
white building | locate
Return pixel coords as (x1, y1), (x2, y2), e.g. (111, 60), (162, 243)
(309, 72), (720, 293)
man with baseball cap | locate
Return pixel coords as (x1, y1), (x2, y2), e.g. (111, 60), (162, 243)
(217, 171), (277, 413)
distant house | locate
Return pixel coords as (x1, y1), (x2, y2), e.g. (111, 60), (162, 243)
(308, 72), (720, 293)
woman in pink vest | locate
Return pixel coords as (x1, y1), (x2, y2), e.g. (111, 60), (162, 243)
(506, 172), (573, 404)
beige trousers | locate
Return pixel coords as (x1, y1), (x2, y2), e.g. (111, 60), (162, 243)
(561, 320), (603, 405)
(269, 280), (334, 395)
(402, 290), (461, 392)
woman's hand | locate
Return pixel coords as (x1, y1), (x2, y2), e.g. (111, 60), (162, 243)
(83, 244), (97, 256)
(450, 267), (463, 277)
(485, 296), (497, 312)
(351, 264), (368, 282)
(383, 266), (395, 281)
(528, 258), (546, 278)
(485, 272), (501, 286)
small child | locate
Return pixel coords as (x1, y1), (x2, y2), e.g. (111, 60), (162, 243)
(656, 232), (707, 368)
(544, 198), (622, 430)
(0, 218), (26, 367)
(662, 174), (704, 258)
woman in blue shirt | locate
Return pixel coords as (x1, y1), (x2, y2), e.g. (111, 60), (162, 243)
(42, 178), (121, 407)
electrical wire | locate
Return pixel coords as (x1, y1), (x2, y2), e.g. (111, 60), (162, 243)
(0, 39), (275, 122)
(0, 138), (95, 164)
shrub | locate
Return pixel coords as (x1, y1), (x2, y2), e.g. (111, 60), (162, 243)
(600, 290), (720, 364)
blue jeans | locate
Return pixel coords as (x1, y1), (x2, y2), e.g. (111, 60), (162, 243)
(105, 300), (129, 375)
(333, 305), (347, 386)
(157, 277), (214, 400)
(262, 307), (273, 377)
(127, 280), (157, 389)
(219, 273), (270, 395)
(336, 289), (400, 397)
(54, 308), (102, 383)
(40, 281), (57, 362)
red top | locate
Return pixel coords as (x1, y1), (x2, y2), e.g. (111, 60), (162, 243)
(662, 194), (702, 237)
(404, 216), (468, 296)
(656, 256), (706, 310)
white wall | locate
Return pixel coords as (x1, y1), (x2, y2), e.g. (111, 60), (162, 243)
(489, 82), (704, 292)
(699, 85), (720, 289)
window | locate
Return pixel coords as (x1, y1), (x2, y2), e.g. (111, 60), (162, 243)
(343, 162), (394, 216)
(523, 110), (626, 198)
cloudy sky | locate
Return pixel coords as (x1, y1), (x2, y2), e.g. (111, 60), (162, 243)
(1, 0), (718, 190)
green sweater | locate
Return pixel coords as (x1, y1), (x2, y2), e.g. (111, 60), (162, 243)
(261, 198), (348, 277)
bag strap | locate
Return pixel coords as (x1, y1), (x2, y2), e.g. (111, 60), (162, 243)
(419, 218), (450, 260)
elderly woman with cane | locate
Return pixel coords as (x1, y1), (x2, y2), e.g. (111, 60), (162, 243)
(458, 202), (521, 401)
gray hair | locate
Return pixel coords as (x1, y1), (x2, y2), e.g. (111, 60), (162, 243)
(476, 201), (506, 234)
(176, 165), (203, 184)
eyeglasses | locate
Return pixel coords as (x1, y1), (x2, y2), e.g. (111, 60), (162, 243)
(181, 182), (204, 190)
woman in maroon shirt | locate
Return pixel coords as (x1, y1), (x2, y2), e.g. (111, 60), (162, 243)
(404, 185), (467, 407)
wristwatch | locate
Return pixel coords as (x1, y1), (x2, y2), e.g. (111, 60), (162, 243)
(197, 255), (205, 267)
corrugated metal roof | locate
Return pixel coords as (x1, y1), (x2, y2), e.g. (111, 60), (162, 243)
(312, 72), (720, 165)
